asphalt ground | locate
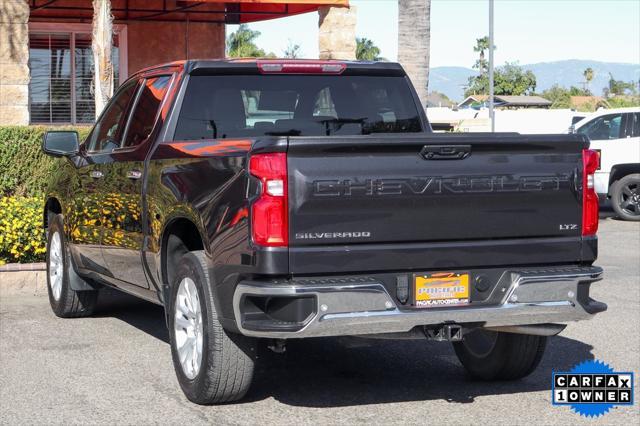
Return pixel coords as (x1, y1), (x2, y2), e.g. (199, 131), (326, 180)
(1, 215), (638, 425)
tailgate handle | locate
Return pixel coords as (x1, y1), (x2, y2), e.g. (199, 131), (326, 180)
(421, 145), (471, 160)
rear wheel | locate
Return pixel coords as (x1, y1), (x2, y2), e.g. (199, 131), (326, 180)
(46, 214), (98, 318)
(611, 174), (640, 221)
(453, 329), (546, 380)
(168, 251), (256, 404)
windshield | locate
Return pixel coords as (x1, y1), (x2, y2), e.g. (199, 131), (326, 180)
(174, 74), (423, 139)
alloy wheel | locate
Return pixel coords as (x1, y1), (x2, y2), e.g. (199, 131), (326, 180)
(174, 277), (204, 380)
(48, 232), (64, 301)
(618, 181), (640, 217)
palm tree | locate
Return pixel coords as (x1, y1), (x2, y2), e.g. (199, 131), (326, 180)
(284, 40), (302, 59)
(226, 24), (275, 58)
(473, 36), (490, 75)
(398, 0), (431, 107)
(356, 37), (382, 61)
(583, 67), (594, 93)
(92, 0), (114, 117)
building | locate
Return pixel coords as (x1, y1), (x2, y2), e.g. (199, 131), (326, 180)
(0, 0), (354, 125)
(458, 94), (552, 109)
(570, 96), (610, 110)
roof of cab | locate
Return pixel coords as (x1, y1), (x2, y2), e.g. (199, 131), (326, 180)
(187, 58), (406, 76)
(130, 59), (407, 81)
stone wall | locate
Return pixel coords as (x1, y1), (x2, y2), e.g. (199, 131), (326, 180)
(318, 6), (356, 61)
(0, 0), (30, 125)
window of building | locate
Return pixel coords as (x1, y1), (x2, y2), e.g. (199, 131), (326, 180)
(28, 24), (126, 125)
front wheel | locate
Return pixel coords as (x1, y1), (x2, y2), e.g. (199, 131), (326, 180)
(168, 251), (256, 404)
(453, 329), (546, 380)
(611, 174), (640, 221)
(46, 214), (98, 317)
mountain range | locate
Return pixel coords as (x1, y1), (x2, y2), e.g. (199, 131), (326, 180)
(429, 60), (640, 102)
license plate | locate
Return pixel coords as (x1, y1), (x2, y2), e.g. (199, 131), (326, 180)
(414, 272), (470, 307)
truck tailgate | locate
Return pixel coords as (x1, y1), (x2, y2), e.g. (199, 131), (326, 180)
(287, 133), (590, 271)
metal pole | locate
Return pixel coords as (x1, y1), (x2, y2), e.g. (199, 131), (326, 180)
(489, 0), (495, 132)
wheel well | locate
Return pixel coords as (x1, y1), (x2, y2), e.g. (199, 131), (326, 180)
(161, 218), (205, 293)
(609, 164), (640, 189)
(44, 197), (62, 229)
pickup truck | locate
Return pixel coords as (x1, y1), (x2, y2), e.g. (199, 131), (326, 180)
(42, 59), (606, 404)
(572, 107), (640, 221)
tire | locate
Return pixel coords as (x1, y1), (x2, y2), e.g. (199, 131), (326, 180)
(168, 251), (255, 404)
(453, 329), (546, 380)
(611, 174), (640, 221)
(46, 214), (99, 318)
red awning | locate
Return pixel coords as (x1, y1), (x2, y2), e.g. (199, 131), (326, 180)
(197, 0), (349, 23)
(29, 0), (349, 24)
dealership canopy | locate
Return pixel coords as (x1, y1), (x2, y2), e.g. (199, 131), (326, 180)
(29, 0), (350, 23)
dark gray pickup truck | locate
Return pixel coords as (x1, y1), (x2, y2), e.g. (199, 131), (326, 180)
(41, 59), (605, 404)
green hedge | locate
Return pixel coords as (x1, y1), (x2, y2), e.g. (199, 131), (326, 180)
(0, 126), (90, 197)
(0, 125), (90, 263)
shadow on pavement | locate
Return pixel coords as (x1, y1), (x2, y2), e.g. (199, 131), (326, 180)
(93, 290), (595, 407)
(93, 289), (169, 343)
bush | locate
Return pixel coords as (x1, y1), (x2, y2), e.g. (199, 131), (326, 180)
(0, 126), (90, 196)
(0, 196), (46, 263)
(0, 125), (90, 263)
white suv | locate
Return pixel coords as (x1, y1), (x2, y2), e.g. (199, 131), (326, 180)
(574, 107), (640, 221)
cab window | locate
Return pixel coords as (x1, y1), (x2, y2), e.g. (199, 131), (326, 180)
(85, 80), (138, 153)
(628, 113), (640, 138)
(121, 75), (171, 148)
(578, 113), (623, 141)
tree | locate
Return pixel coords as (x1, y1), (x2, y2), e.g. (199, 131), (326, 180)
(473, 36), (490, 75)
(356, 37), (382, 61)
(583, 67), (594, 92)
(465, 62), (537, 97)
(283, 40), (302, 59)
(92, 0), (114, 118)
(398, 0), (431, 107)
(604, 73), (637, 97)
(541, 85), (572, 109)
(226, 24), (275, 58)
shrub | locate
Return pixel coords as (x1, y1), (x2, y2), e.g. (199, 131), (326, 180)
(0, 126), (90, 197)
(0, 125), (90, 263)
(0, 196), (46, 263)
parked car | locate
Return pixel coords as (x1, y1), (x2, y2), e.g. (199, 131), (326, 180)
(41, 59), (605, 404)
(573, 107), (640, 220)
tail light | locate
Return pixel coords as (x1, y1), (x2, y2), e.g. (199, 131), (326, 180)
(582, 149), (599, 236)
(249, 153), (288, 247)
(257, 60), (346, 74)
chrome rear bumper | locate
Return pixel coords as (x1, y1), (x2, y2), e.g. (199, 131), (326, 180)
(232, 266), (605, 339)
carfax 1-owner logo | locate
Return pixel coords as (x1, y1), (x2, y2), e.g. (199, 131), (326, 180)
(552, 360), (635, 418)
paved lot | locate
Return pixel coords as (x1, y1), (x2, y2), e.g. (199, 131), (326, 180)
(1, 216), (638, 425)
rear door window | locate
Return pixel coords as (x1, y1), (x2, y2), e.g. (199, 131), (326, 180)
(121, 75), (171, 148)
(174, 74), (423, 140)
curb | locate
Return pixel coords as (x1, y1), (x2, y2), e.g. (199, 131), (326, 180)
(0, 263), (46, 272)
(0, 263), (48, 297)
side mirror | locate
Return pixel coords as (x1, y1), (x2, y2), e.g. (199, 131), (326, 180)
(42, 131), (79, 157)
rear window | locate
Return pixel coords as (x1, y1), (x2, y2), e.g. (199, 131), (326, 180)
(174, 75), (423, 140)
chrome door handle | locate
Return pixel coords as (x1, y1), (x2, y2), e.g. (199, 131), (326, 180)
(127, 170), (142, 180)
(90, 170), (103, 179)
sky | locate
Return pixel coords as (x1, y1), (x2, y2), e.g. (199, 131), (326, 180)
(228, 0), (640, 68)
